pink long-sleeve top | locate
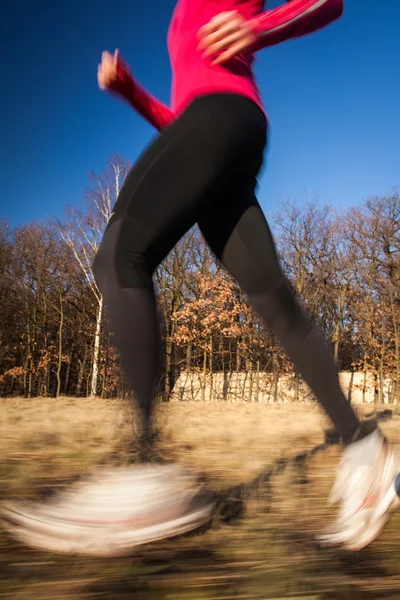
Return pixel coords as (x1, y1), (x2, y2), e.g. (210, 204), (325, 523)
(126, 0), (343, 131)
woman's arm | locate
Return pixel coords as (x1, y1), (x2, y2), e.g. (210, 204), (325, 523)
(198, 0), (343, 65)
(122, 77), (174, 132)
(98, 50), (174, 132)
(249, 0), (343, 51)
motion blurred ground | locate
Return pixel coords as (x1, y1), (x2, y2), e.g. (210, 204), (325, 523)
(1, 398), (400, 600)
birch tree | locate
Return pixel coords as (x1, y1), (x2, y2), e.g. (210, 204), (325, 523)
(60, 156), (128, 397)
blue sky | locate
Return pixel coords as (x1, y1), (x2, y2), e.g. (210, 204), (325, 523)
(1, 0), (399, 226)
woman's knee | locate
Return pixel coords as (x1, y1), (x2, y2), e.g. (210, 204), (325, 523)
(93, 219), (154, 291)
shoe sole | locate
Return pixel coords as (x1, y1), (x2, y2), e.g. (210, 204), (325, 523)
(344, 483), (400, 551)
(1, 500), (214, 557)
(319, 464), (400, 551)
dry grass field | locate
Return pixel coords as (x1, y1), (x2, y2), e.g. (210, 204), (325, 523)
(1, 398), (400, 600)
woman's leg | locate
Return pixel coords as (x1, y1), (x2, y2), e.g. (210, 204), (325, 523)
(92, 94), (266, 434)
(198, 180), (362, 442)
(199, 159), (400, 552)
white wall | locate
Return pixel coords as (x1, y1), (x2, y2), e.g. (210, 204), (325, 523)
(170, 371), (397, 404)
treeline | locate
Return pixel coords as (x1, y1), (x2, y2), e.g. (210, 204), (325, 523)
(1, 155), (399, 402)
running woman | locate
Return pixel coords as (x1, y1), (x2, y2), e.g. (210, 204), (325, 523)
(3, 0), (399, 555)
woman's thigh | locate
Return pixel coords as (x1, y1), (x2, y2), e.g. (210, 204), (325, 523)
(107, 95), (267, 286)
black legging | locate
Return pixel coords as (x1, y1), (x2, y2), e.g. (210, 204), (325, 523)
(93, 94), (360, 443)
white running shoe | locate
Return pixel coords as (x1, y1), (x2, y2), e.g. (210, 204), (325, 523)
(1, 464), (214, 557)
(319, 429), (400, 550)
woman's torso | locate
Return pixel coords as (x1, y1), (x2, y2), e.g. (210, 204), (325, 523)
(167, 0), (266, 116)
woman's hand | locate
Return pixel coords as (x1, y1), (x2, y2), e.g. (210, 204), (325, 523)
(197, 11), (257, 65)
(97, 49), (133, 96)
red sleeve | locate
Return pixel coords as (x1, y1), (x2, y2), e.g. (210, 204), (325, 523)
(124, 78), (175, 131)
(249, 0), (343, 51)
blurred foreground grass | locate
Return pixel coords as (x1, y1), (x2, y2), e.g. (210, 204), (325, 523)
(1, 397), (400, 600)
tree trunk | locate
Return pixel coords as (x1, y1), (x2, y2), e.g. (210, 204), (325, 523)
(65, 347), (73, 395)
(247, 358), (253, 403)
(333, 327), (340, 365)
(46, 360), (52, 397)
(379, 319), (385, 404)
(164, 335), (173, 400)
(236, 341), (241, 401)
(76, 343), (88, 396)
(389, 379), (396, 405)
(24, 296), (31, 397)
(209, 335), (213, 402)
(227, 339), (233, 402)
(255, 359), (260, 403)
(185, 342), (192, 371)
(390, 291), (400, 404)
(29, 305), (38, 397)
(379, 362), (384, 404)
(56, 284), (63, 398)
(90, 296), (103, 397)
(42, 290), (49, 397)
(374, 371), (379, 404)
(347, 370), (354, 404)
(362, 360), (367, 404)
(333, 289), (343, 365)
(101, 332), (110, 399)
(202, 349), (207, 402)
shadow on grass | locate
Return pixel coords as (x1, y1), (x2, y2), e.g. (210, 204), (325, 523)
(207, 410), (399, 600)
(213, 409), (395, 524)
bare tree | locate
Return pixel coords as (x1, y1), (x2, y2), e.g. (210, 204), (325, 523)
(60, 156), (128, 397)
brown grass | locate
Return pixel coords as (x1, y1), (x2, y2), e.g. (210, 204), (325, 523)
(1, 398), (400, 600)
